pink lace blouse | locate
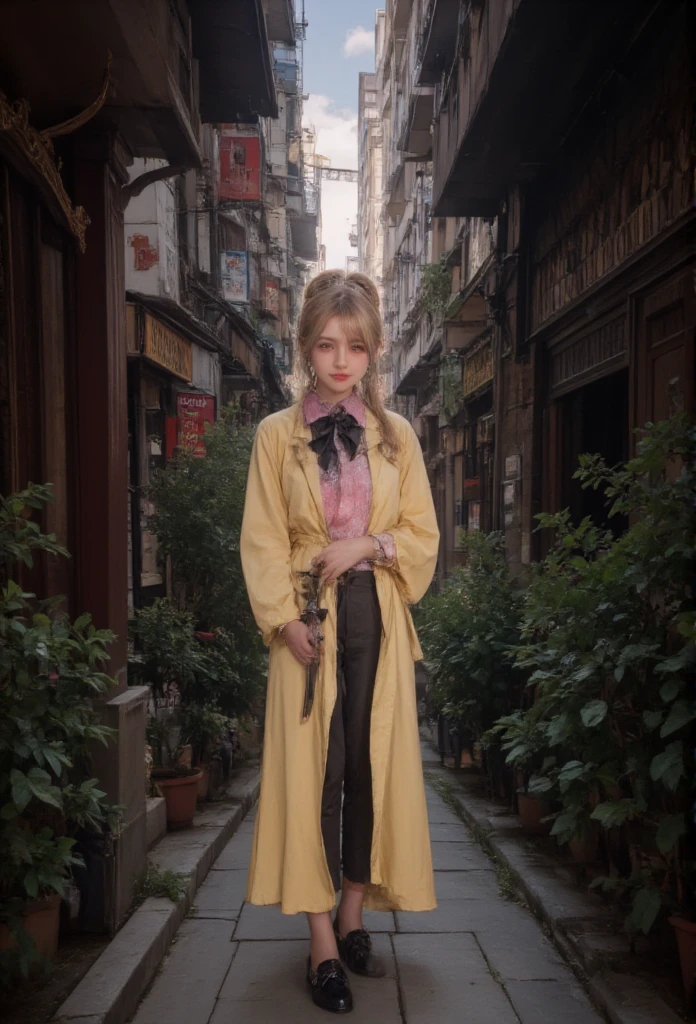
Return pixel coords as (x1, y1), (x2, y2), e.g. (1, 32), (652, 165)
(303, 389), (395, 571)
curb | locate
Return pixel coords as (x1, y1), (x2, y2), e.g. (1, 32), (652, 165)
(51, 765), (260, 1024)
(421, 738), (682, 1024)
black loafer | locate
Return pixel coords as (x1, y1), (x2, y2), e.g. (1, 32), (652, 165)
(306, 956), (353, 1014)
(333, 917), (386, 978)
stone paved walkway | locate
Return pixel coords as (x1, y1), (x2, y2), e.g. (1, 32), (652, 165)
(131, 747), (604, 1023)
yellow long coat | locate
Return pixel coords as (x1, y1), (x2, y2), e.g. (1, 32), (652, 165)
(239, 401), (439, 914)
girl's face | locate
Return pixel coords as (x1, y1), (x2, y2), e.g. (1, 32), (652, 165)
(310, 316), (371, 403)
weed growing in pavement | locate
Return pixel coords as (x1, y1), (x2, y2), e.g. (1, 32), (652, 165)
(133, 866), (188, 906)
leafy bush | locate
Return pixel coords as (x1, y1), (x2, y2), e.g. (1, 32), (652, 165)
(420, 261), (452, 318)
(492, 414), (695, 936)
(146, 408), (266, 711)
(417, 532), (525, 742)
(0, 485), (117, 982)
(129, 599), (258, 768)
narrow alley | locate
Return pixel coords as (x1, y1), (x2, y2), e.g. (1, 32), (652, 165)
(130, 746), (601, 1024)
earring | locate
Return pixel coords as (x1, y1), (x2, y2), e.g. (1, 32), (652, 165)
(309, 366), (317, 389)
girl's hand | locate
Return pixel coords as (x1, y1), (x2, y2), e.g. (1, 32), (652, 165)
(311, 537), (374, 584)
(282, 619), (316, 666)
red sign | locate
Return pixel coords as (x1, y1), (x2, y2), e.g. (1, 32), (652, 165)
(177, 393), (216, 457)
(264, 277), (279, 317)
(219, 133), (261, 201)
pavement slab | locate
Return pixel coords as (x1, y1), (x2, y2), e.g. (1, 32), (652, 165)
(430, 840), (494, 871)
(210, 935), (401, 1024)
(393, 932), (519, 1024)
(191, 868), (247, 916)
(131, 920), (237, 1024)
(506, 979), (604, 1024)
(434, 869), (501, 900)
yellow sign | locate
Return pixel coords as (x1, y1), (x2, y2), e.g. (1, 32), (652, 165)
(143, 314), (192, 381)
(463, 342), (493, 397)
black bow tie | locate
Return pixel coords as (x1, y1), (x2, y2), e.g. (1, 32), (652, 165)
(308, 406), (363, 472)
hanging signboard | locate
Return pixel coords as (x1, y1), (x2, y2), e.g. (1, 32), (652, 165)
(264, 277), (280, 317)
(143, 314), (192, 381)
(177, 393), (216, 457)
(221, 251), (249, 303)
(219, 133), (261, 201)
(463, 341), (493, 397)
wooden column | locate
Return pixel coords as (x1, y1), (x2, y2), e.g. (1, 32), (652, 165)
(72, 131), (129, 692)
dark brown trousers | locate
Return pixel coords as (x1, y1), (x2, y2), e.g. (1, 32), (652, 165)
(321, 570), (382, 891)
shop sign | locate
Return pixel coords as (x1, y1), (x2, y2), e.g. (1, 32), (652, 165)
(505, 455), (521, 479)
(143, 314), (192, 381)
(467, 501), (481, 532)
(463, 342), (493, 397)
(264, 277), (280, 317)
(177, 393), (216, 457)
(221, 251), (248, 302)
(219, 132), (261, 201)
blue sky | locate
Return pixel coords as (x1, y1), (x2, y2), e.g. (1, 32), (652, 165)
(299, 1), (381, 270)
(302, 0), (380, 110)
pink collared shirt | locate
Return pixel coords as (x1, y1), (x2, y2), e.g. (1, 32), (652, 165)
(303, 389), (395, 571)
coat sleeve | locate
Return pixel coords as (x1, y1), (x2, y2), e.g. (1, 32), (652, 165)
(240, 420), (301, 645)
(385, 422), (440, 605)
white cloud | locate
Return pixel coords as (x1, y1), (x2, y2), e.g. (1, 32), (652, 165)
(343, 26), (374, 58)
(303, 95), (359, 272)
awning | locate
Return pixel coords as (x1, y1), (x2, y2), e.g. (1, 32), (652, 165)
(191, 0), (277, 122)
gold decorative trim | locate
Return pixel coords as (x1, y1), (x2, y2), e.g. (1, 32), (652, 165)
(0, 56), (112, 252)
(43, 53), (112, 140)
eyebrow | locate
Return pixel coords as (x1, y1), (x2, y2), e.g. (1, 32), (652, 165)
(316, 335), (365, 344)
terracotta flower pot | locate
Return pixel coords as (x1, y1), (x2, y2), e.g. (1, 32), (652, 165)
(153, 769), (202, 829)
(669, 915), (696, 1004)
(0, 893), (61, 962)
(569, 824), (599, 864)
(517, 789), (552, 836)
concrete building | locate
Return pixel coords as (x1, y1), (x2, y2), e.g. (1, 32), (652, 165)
(357, 68), (384, 310)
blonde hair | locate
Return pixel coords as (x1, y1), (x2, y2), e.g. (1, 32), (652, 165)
(295, 269), (399, 462)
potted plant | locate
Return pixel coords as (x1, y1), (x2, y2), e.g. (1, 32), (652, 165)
(129, 600), (204, 828)
(0, 485), (118, 983)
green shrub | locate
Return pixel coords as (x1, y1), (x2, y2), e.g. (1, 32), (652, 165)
(492, 414), (695, 936)
(0, 485), (118, 983)
(146, 408), (266, 707)
(417, 532), (525, 742)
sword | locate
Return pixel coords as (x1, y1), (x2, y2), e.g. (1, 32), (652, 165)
(297, 565), (328, 722)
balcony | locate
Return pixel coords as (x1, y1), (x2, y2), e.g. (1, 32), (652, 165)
(192, 0), (277, 123)
(417, 0), (460, 86)
(389, 0), (412, 37)
(262, 0), (296, 44)
(398, 85), (435, 157)
(290, 214), (318, 261)
(432, 0), (659, 217)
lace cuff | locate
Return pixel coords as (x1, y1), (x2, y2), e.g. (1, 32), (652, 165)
(371, 532), (396, 567)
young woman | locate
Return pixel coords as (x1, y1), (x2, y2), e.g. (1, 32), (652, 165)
(239, 270), (439, 1014)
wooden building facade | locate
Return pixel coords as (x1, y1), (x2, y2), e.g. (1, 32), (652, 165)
(0, 0), (277, 930)
(428, 0), (694, 572)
